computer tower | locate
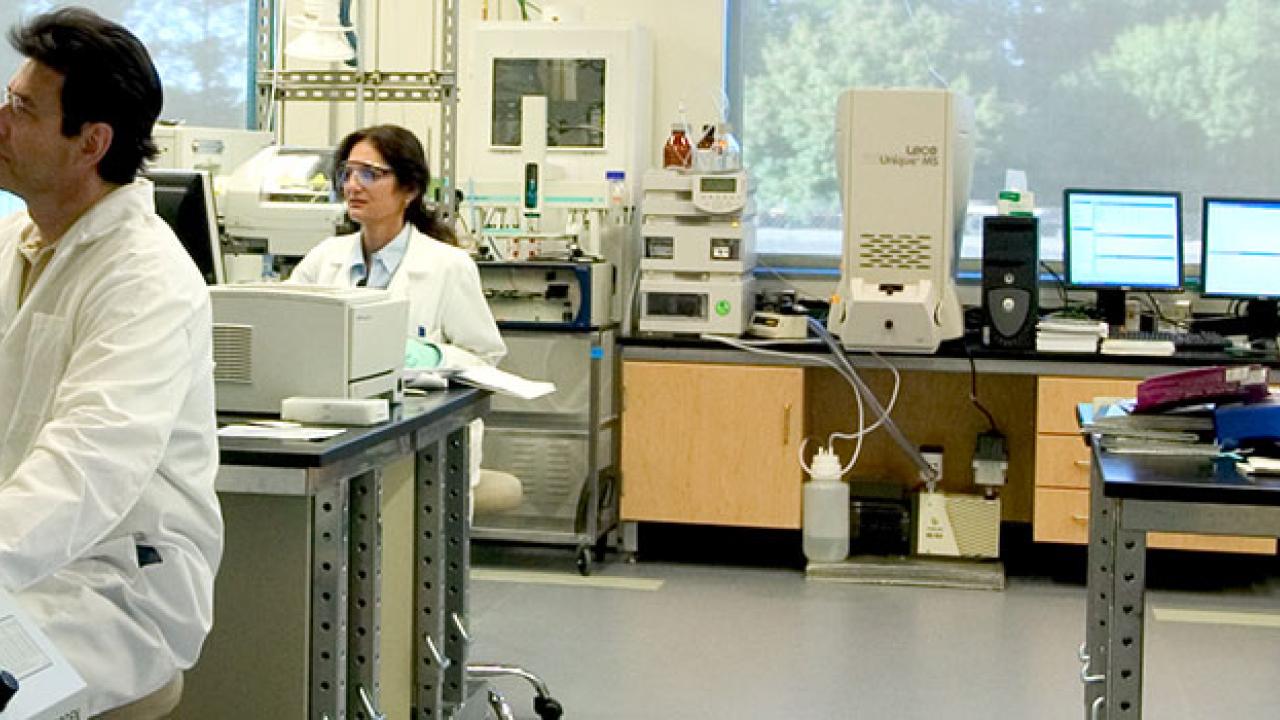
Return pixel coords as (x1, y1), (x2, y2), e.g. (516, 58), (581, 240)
(982, 216), (1039, 349)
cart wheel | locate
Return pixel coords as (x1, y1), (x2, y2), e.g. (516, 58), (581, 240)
(575, 545), (593, 576)
(534, 695), (564, 720)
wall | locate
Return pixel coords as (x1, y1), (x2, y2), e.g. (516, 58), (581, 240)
(277, 0), (727, 180)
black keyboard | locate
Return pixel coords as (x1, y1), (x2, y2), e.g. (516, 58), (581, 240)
(1108, 330), (1231, 352)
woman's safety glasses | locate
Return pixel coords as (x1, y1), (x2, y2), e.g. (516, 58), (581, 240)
(335, 161), (394, 188)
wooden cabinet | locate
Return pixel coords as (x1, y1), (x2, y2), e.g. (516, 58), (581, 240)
(1034, 376), (1275, 554)
(620, 361), (805, 529)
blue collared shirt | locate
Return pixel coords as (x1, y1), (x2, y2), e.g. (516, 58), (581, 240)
(350, 224), (411, 289)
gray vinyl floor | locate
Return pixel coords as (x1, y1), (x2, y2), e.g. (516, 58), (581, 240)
(467, 547), (1280, 720)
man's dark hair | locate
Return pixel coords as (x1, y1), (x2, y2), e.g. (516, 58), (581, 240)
(8, 7), (162, 185)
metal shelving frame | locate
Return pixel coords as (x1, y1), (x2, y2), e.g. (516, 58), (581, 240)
(251, 0), (459, 224)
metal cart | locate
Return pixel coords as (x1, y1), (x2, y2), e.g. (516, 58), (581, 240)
(472, 327), (620, 574)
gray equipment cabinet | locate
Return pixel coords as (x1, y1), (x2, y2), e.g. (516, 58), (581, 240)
(473, 325), (621, 575)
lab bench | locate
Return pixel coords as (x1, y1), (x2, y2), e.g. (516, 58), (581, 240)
(178, 389), (489, 720)
(617, 337), (1278, 557)
(1079, 414), (1280, 719)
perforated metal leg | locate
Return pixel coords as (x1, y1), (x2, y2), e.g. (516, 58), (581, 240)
(414, 442), (449, 718)
(349, 469), (383, 719)
(1084, 448), (1115, 718)
(1106, 513), (1146, 718)
(311, 479), (350, 718)
(443, 425), (473, 709)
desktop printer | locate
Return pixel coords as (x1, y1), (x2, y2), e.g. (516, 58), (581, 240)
(211, 284), (407, 413)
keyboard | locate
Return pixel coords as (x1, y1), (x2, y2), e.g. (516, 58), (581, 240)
(1108, 330), (1231, 352)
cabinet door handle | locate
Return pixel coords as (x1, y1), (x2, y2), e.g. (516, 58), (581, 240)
(1073, 460), (1090, 468)
(782, 403), (792, 446)
(1071, 513), (1089, 523)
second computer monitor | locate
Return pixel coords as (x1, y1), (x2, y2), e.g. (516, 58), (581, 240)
(1064, 188), (1183, 326)
(146, 169), (224, 285)
(1201, 197), (1280, 339)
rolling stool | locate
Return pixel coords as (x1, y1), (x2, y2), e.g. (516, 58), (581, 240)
(471, 470), (564, 720)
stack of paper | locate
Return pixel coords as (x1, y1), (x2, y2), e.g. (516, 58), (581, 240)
(1238, 456), (1280, 476)
(1084, 400), (1219, 456)
(454, 365), (556, 400)
(1036, 316), (1107, 353)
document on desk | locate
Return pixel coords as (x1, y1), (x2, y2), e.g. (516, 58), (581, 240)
(217, 424), (346, 440)
(1087, 399), (1220, 456)
(453, 365), (555, 400)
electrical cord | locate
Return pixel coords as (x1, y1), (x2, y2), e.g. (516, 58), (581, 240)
(1039, 261), (1072, 311)
(1141, 292), (1191, 330)
(962, 340), (998, 433)
(700, 334), (874, 475)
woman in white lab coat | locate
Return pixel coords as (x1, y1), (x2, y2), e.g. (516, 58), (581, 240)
(289, 125), (505, 490)
(289, 124), (505, 367)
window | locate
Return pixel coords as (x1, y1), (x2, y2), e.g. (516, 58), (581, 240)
(0, 0), (251, 129)
(736, 0), (1280, 263)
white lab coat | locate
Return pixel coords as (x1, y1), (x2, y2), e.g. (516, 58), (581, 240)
(0, 180), (223, 715)
(289, 226), (505, 488)
(289, 226), (506, 368)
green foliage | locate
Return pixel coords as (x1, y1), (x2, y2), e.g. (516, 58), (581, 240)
(742, 0), (1004, 227)
(1078, 0), (1280, 147)
(741, 0), (1280, 236)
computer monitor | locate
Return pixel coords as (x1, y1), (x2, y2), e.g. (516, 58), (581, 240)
(0, 188), (25, 217)
(1200, 197), (1280, 339)
(145, 169), (224, 284)
(1063, 188), (1183, 327)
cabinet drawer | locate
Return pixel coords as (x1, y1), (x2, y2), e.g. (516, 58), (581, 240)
(1037, 377), (1140, 435)
(1033, 487), (1090, 544)
(1033, 488), (1277, 554)
(1034, 434), (1092, 489)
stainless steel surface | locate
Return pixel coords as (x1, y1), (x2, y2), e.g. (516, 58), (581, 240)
(215, 464), (308, 495)
(1117, 501), (1280, 536)
(475, 329), (620, 559)
(1084, 435), (1280, 719)
(413, 437), (449, 717)
(443, 426), (472, 709)
(358, 686), (385, 720)
(349, 469), (383, 720)
(311, 479), (350, 718)
(1108, 525), (1146, 718)
(1084, 448), (1111, 718)
(467, 664), (552, 698)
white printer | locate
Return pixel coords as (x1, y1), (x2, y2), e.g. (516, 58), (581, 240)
(211, 285), (408, 414)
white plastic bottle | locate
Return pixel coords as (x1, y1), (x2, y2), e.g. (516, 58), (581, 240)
(803, 448), (850, 563)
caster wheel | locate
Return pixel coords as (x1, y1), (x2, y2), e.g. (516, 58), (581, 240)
(575, 545), (593, 576)
(534, 695), (564, 720)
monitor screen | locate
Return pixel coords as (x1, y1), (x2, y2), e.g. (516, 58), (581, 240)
(145, 169), (224, 285)
(1201, 197), (1280, 298)
(1063, 189), (1183, 290)
(0, 189), (25, 218)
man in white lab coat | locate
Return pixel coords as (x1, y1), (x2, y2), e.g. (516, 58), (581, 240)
(0, 8), (222, 717)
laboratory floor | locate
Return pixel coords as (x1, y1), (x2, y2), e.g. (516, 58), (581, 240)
(467, 533), (1280, 720)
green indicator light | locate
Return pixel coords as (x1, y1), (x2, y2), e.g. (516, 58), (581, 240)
(715, 300), (731, 317)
